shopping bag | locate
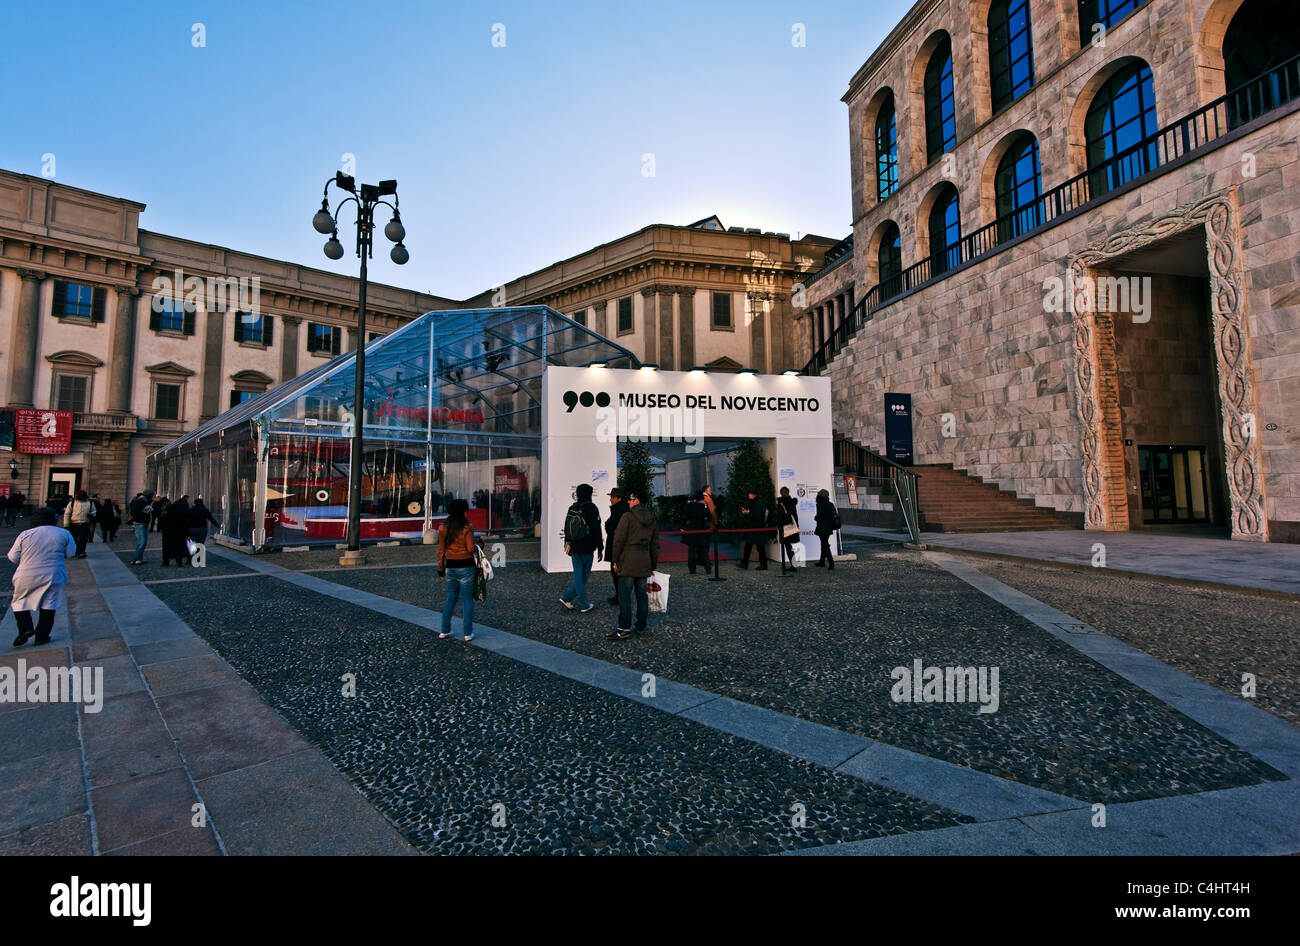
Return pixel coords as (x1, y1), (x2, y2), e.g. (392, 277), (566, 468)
(647, 570), (670, 614)
(782, 524), (799, 539)
(185, 538), (199, 557)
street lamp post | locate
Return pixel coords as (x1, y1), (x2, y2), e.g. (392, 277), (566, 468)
(312, 172), (409, 563)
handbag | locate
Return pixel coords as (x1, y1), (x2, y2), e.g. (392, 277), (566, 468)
(473, 545), (494, 581)
(782, 523), (799, 539)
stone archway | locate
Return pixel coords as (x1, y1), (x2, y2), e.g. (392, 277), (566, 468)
(1069, 189), (1267, 540)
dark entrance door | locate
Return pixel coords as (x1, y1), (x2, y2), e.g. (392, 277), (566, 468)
(47, 467), (82, 505)
(1138, 446), (1210, 523)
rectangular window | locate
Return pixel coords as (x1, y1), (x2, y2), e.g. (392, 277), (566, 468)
(230, 389), (259, 408)
(235, 312), (266, 344)
(617, 297), (633, 334)
(573, 309), (587, 327)
(304, 396), (331, 420)
(711, 292), (732, 328)
(150, 298), (195, 334)
(52, 281), (106, 321)
(307, 323), (341, 355)
(154, 383), (181, 420)
(54, 374), (88, 413)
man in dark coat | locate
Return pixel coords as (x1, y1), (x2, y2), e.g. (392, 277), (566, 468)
(738, 490), (769, 570)
(604, 487), (628, 605)
(607, 490), (659, 640)
(160, 497), (191, 566)
(684, 489), (712, 574)
(814, 488), (839, 570)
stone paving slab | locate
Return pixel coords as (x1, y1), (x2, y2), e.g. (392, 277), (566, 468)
(836, 742), (1085, 821)
(890, 528), (1300, 594)
(785, 817), (1065, 856)
(927, 551), (1300, 779)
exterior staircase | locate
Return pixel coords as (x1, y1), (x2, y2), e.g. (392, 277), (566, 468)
(911, 464), (1076, 533)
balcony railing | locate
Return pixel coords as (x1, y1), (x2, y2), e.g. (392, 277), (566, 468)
(804, 53), (1300, 375)
(73, 412), (141, 432)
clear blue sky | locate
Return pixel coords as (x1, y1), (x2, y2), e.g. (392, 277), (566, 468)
(1, 0), (913, 299)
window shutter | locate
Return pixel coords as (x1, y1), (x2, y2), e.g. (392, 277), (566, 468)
(233, 314), (243, 343)
(149, 301), (162, 332)
(91, 287), (107, 322)
(183, 302), (197, 336)
(264, 316), (274, 347)
(331, 327), (341, 354)
(306, 324), (317, 352)
(52, 281), (67, 317)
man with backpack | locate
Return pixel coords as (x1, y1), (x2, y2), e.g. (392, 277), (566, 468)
(559, 483), (603, 613)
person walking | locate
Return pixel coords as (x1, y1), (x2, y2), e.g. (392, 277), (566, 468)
(63, 490), (95, 558)
(437, 498), (478, 642)
(128, 491), (154, 565)
(7, 507), (76, 647)
(738, 489), (769, 570)
(559, 483), (603, 614)
(684, 489), (713, 575)
(607, 489), (659, 641)
(187, 498), (220, 545)
(87, 493), (101, 543)
(101, 499), (121, 543)
(150, 496), (166, 533)
(814, 488), (840, 570)
(160, 497), (191, 566)
(604, 487), (628, 605)
(776, 486), (800, 570)
(4, 491), (22, 528)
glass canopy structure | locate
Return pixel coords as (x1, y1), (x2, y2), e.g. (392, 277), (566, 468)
(146, 307), (640, 549)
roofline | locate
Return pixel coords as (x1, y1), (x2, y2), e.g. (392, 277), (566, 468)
(0, 168), (147, 212)
(843, 0), (943, 104)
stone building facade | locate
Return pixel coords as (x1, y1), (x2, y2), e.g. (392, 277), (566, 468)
(468, 216), (836, 375)
(811, 0), (1300, 541)
(2, 177), (832, 507)
(0, 170), (458, 506)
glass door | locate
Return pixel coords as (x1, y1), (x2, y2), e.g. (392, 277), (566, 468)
(1139, 446), (1210, 523)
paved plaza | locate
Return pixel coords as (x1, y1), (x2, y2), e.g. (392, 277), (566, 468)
(1, 525), (1297, 856)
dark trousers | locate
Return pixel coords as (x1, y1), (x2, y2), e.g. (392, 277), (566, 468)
(818, 534), (834, 567)
(14, 609), (56, 643)
(780, 538), (798, 567)
(609, 566), (621, 601)
(687, 541), (708, 574)
(741, 541), (768, 567)
(72, 523), (91, 556)
(617, 575), (648, 632)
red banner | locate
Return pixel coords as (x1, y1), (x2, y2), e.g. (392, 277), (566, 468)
(14, 409), (74, 455)
(494, 464), (528, 493)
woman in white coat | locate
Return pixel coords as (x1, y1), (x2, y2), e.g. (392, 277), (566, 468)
(8, 507), (77, 647)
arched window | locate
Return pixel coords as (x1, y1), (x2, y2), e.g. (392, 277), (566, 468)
(1078, 1), (1150, 47)
(995, 133), (1042, 242)
(927, 185), (962, 276)
(1223, 0), (1300, 126)
(989, 0), (1034, 113)
(875, 93), (899, 201)
(924, 37), (957, 163)
(877, 222), (904, 296)
(1085, 62), (1158, 195)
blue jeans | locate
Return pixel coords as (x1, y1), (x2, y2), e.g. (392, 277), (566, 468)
(618, 575), (648, 632)
(134, 523), (149, 561)
(561, 552), (594, 609)
(441, 566), (476, 636)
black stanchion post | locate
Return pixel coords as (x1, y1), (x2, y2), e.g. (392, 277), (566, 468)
(708, 522), (725, 582)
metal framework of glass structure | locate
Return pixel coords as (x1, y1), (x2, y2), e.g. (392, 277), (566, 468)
(146, 306), (639, 550)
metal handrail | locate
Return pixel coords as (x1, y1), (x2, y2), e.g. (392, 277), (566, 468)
(834, 436), (921, 544)
(802, 53), (1300, 376)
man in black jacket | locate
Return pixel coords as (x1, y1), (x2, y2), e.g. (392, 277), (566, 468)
(559, 483), (603, 613)
(738, 490), (769, 570)
(604, 487), (628, 605)
(128, 490), (154, 565)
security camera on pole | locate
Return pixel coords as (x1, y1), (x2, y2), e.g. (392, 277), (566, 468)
(312, 172), (409, 566)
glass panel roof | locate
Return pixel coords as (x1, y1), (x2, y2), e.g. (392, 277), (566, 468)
(150, 306), (640, 459)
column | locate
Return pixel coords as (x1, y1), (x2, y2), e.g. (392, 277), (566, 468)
(659, 291), (675, 370)
(108, 286), (140, 414)
(591, 300), (607, 337)
(641, 287), (658, 364)
(8, 269), (45, 408)
(280, 316), (301, 381)
(200, 305), (225, 423)
(747, 292), (769, 373)
(677, 288), (695, 368)
(808, 305), (817, 358)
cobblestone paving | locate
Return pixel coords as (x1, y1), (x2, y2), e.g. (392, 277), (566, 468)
(149, 575), (968, 855)
(971, 558), (1300, 726)
(322, 547), (1285, 802)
